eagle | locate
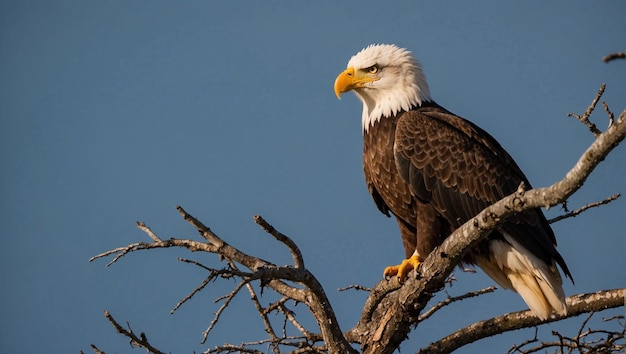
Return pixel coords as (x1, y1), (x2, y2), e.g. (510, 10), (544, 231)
(334, 44), (572, 319)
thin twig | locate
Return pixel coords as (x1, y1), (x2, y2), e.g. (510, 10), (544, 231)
(278, 301), (318, 340)
(206, 337), (327, 354)
(103, 310), (165, 354)
(177, 257), (214, 272)
(171, 258), (252, 314)
(507, 327), (539, 354)
(245, 283), (281, 354)
(136, 221), (162, 241)
(548, 193), (621, 224)
(418, 286), (497, 322)
(576, 311), (595, 342)
(170, 273), (214, 314)
(89, 243), (143, 265)
(202, 262), (251, 344)
(89, 344), (105, 354)
(338, 284), (372, 292)
(89, 239), (217, 266)
(603, 101), (615, 127)
(567, 84), (606, 137)
(207, 344), (263, 354)
(509, 313), (625, 353)
(602, 52), (626, 62)
(263, 296), (291, 315)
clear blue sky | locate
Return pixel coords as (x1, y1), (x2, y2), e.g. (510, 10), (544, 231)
(1, 1), (624, 353)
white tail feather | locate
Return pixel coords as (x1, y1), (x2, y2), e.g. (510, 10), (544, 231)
(476, 235), (567, 320)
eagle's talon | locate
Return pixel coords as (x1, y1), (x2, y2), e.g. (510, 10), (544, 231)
(383, 255), (421, 283)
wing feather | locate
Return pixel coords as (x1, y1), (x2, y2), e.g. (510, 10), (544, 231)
(393, 105), (572, 279)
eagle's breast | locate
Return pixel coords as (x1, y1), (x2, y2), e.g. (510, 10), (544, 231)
(363, 113), (414, 224)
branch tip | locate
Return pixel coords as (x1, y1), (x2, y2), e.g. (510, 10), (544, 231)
(254, 215), (305, 269)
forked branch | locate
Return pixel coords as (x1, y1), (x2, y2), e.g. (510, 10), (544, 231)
(91, 208), (355, 353)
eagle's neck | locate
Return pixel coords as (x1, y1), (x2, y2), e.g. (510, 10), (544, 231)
(356, 76), (431, 133)
(359, 96), (432, 133)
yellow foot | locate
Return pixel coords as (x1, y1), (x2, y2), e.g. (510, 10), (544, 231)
(383, 255), (422, 283)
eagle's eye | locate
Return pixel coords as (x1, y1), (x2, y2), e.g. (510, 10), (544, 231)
(366, 65), (379, 74)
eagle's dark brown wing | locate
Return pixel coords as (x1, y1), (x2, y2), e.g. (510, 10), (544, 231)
(393, 104), (571, 279)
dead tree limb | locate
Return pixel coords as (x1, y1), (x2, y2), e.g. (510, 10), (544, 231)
(419, 288), (625, 354)
(91, 208), (356, 353)
(602, 52), (625, 62)
(174, 205), (356, 352)
(508, 313), (625, 353)
(103, 310), (165, 354)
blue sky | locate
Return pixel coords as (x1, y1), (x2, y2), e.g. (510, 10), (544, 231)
(1, 1), (624, 353)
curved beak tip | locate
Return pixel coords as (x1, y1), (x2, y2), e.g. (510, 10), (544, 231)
(334, 67), (354, 101)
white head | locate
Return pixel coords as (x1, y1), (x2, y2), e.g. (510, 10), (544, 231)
(334, 44), (431, 131)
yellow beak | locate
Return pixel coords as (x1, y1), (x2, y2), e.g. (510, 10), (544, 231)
(334, 67), (379, 99)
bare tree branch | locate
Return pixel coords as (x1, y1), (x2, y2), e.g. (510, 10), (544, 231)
(254, 215), (304, 269)
(89, 238), (218, 266)
(568, 84), (606, 137)
(548, 193), (621, 224)
(508, 313), (625, 353)
(92, 207), (356, 353)
(136, 221), (162, 242)
(602, 52), (626, 62)
(418, 286), (498, 322)
(88, 344), (105, 354)
(170, 258), (217, 314)
(338, 284), (373, 292)
(419, 288), (625, 354)
(203, 270), (250, 343)
(103, 310), (165, 354)
(167, 205), (356, 351)
(247, 285), (282, 351)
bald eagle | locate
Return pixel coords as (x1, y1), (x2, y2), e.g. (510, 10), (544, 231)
(334, 44), (572, 319)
